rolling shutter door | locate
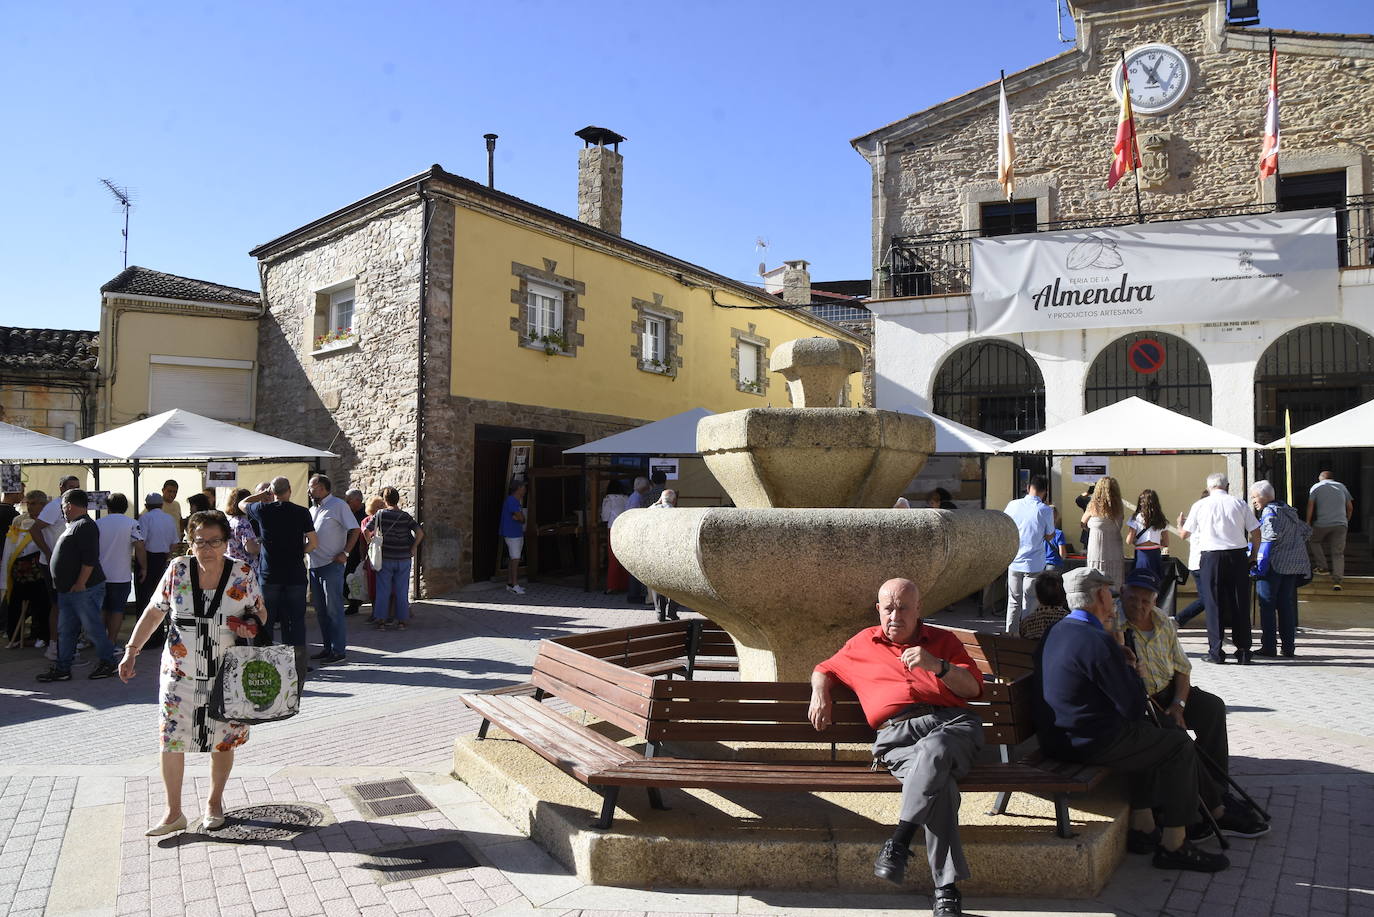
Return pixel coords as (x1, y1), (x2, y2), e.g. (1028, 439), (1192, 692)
(148, 363), (254, 422)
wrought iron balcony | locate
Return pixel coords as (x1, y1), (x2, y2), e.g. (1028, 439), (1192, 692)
(882, 193), (1374, 299)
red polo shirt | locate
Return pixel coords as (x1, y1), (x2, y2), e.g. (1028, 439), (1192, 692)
(815, 623), (982, 729)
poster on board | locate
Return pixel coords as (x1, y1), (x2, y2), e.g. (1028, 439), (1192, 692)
(205, 462), (238, 489)
(506, 439), (534, 486)
(649, 457), (679, 481)
(0, 464), (20, 494)
(1071, 456), (1111, 483)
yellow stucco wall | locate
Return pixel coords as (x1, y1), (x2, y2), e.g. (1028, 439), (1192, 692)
(100, 305), (259, 430)
(449, 206), (860, 419)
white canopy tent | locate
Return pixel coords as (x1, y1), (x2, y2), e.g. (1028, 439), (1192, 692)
(0, 421), (118, 461)
(894, 406), (1010, 454)
(1264, 398), (1374, 449)
(1002, 397), (1261, 454)
(563, 408), (714, 457)
(76, 410), (336, 460)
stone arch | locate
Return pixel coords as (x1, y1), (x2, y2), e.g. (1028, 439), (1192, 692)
(1084, 331), (1212, 423)
(932, 339), (1045, 441)
(1254, 321), (1374, 535)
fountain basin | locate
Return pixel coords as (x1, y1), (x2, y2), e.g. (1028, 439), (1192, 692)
(613, 507), (1017, 681)
(696, 408), (934, 509)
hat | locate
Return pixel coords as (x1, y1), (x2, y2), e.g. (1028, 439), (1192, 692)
(1122, 568), (1160, 593)
(144, 493), (164, 507)
(1062, 567), (1114, 609)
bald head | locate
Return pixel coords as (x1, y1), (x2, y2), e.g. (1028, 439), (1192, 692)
(1319, 470), (1333, 481)
(876, 578), (923, 644)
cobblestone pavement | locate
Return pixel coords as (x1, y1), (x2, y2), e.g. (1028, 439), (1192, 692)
(1, 583), (1370, 916)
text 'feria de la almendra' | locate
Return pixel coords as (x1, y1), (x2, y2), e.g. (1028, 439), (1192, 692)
(1031, 274), (1155, 311)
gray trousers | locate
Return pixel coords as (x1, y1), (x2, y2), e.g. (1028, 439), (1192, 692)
(873, 708), (984, 887)
(1308, 524), (1347, 583)
(1005, 569), (1040, 633)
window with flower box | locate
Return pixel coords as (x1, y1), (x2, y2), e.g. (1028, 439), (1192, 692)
(311, 280), (359, 355)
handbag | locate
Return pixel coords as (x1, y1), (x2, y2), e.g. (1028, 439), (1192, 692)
(195, 560), (305, 724)
(367, 515), (385, 569)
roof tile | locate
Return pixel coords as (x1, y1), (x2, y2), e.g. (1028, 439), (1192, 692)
(101, 265), (259, 306)
(0, 326), (98, 371)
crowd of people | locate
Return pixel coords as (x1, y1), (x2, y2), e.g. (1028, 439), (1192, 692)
(2, 474), (423, 680)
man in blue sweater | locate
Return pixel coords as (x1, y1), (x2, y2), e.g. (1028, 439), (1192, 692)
(1035, 567), (1228, 873)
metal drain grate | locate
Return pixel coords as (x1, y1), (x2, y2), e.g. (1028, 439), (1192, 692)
(355, 778), (417, 800)
(200, 803), (329, 843)
(363, 839), (478, 884)
(345, 778), (436, 819)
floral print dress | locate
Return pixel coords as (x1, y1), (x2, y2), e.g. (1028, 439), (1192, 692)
(155, 556), (264, 753)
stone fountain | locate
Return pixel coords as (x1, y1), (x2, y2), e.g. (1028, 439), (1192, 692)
(453, 338), (1125, 897)
(613, 337), (1018, 681)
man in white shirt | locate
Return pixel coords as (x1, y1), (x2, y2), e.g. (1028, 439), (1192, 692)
(95, 493), (147, 645)
(1181, 473), (1261, 665)
(134, 493), (180, 615)
(307, 474), (360, 665)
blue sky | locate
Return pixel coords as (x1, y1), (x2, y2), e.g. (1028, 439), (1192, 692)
(2, 0), (1368, 331)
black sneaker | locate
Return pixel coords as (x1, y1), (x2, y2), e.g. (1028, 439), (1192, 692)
(1152, 840), (1230, 872)
(323, 653), (347, 665)
(1204, 653), (1226, 665)
(933, 883), (962, 916)
(1281, 649), (1297, 658)
(310, 650), (331, 660)
(1234, 650), (1253, 664)
(1187, 820), (1215, 842)
(873, 839), (910, 885)
(1218, 801), (1270, 838)
(1127, 826), (1162, 853)
(89, 661), (118, 680)
(1252, 648), (1279, 658)
(36, 667), (72, 682)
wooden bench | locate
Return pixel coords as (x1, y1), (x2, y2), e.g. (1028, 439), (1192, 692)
(471, 619), (737, 739)
(461, 625), (1106, 837)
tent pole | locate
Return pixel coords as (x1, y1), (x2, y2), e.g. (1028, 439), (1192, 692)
(980, 455), (988, 509)
(133, 459), (141, 516)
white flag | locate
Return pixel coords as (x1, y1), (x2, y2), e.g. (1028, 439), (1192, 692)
(997, 78), (1015, 201)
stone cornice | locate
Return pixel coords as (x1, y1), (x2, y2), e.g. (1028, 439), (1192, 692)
(100, 294), (260, 320)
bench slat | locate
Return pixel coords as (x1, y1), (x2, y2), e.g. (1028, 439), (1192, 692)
(462, 695), (638, 780)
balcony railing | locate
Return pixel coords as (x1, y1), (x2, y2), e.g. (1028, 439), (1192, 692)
(883, 194), (1374, 298)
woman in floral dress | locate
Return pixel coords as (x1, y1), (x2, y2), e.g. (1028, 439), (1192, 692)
(223, 487), (261, 583)
(119, 511), (264, 835)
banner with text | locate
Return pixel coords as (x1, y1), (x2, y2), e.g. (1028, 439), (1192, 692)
(971, 208), (1338, 334)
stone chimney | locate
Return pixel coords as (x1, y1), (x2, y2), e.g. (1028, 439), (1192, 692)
(575, 126), (626, 235)
(782, 260), (812, 306)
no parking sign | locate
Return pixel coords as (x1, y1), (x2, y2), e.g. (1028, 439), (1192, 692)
(1127, 338), (1166, 375)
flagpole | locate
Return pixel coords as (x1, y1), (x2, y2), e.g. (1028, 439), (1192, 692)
(1269, 29), (1281, 209)
(1284, 408), (1293, 506)
(1002, 70), (1013, 209)
(1122, 49), (1145, 224)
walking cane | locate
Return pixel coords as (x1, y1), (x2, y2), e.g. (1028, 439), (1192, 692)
(1126, 630), (1228, 850)
(1144, 693), (1270, 823)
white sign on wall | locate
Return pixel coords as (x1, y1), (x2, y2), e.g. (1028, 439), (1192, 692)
(649, 457), (680, 481)
(205, 462), (238, 488)
(1071, 456), (1111, 483)
(971, 209), (1338, 334)
(1199, 320), (1265, 343)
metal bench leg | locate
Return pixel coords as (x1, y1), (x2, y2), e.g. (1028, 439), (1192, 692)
(592, 787), (620, 830)
(533, 688), (545, 702)
(1054, 794), (1076, 839)
(986, 791), (1012, 817)
(642, 741), (670, 811)
(477, 719), (491, 740)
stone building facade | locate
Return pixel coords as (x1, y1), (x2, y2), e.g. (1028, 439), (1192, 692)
(252, 149), (862, 597)
(0, 327), (99, 439)
(853, 0), (1374, 551)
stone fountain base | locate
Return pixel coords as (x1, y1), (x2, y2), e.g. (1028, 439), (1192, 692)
(452, 724), (1128, 898)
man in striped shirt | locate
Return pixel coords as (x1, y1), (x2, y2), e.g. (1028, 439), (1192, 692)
(1119, 568), (1267, 841)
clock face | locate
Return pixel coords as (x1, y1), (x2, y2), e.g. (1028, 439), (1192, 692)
(1111, 43), (1192, 115)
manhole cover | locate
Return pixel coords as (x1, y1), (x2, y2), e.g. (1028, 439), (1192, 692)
(363, 838), (477, 884)
(345, 778), (436, 819)
(204, 803), (329, 843)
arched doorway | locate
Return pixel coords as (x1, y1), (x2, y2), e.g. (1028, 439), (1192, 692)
(1085, 331), (1212, 422)
(932, 339), (1046, 442)
(1255, 322), (1374, 546)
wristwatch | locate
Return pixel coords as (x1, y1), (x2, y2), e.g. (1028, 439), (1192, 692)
(937, 658), (951, 679)
(1172, 699), (1187, 709)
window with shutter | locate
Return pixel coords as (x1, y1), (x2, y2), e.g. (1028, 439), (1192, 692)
(148, 363), (254, 422)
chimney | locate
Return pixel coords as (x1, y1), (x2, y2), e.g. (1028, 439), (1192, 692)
(782, 260), (812, 306)
(575, 126), (626, 235)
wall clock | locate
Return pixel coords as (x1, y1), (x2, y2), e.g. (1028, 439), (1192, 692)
(1110, 43), (1192, 115)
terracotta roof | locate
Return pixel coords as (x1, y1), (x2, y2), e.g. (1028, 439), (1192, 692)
(0, 326), (98, 372)
(101, 265), (260, 306)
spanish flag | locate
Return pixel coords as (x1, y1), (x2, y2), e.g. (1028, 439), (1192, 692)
(1259, 43), (1280, 180)
(1107, 58), (1142, 189)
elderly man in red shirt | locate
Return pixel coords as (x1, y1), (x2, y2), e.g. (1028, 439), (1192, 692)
(809, 577), (984, 917)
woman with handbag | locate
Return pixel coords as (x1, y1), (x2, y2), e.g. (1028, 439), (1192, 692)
(118, 510), (264, 835)
(364, 487), (423, 630)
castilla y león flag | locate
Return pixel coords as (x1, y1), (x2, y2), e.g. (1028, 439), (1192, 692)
(1259, 44), (1280, 179)
(1107, 59), (1142, 189)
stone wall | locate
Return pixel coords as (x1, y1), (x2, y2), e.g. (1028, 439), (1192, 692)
(254, 193), (425, 505)
(0, 380), (91, 439)
(860, 1), (1374, 283)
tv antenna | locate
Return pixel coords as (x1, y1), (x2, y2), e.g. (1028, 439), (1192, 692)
(100, 178), (133, 268)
